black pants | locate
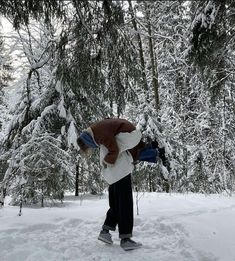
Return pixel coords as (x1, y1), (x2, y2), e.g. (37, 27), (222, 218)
(102, 174), (133, 239)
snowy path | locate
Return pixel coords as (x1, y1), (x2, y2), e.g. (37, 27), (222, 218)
(1, 193), (235, 261)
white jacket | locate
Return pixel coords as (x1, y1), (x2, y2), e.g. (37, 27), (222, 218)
(100, 129), (142, 184)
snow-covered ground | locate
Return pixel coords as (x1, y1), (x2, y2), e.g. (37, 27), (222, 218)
(1, 192), (235, 261)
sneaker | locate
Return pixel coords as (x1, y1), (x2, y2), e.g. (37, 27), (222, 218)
(98, 230), (113, 245)
(120, 238), (142, 251)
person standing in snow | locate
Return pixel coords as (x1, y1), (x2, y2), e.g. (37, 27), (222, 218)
(77, 118), (164, 251)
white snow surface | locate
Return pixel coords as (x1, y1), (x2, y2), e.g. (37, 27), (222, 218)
(1, 192), (235, 261)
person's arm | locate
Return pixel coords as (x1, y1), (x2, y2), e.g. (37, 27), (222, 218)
(102, 136), (119, 165)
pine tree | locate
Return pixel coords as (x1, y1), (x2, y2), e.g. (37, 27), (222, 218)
(0, 0), (65, 29)
(0, 30), (13, 204)
(189, 0), (227, 102)
(124, 1), (182, 192)
(0, 33), (12, 170)
(57, 0), (141, 119)
(186, 0), (235, 193)
(0, 20), (78, 205)
(1, 0), (234, 197)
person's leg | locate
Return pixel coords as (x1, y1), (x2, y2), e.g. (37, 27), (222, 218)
(115, 174), (142, 250)
(102, 184), (118, 232)
(98, 184), (118, 244)
(115, 174), (133, 239)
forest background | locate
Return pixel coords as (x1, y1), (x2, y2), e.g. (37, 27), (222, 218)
(0, 0), (235, 206)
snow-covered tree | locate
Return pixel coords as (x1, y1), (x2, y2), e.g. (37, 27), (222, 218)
(0, 31), (13, 135)
(184, 0), (235, 193)
(0, 20), (79, 205)
(0, 0), (234, 199)
(0, 30), (13, 198)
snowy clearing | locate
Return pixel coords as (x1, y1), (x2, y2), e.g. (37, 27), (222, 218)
(1, 193), (235, 261)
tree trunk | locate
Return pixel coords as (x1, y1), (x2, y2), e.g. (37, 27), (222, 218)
(0, 188), (6, 206)
(148, 173), (152, 192)
(41, 186), (44, 207)
(75, 164), (79, 196)
(128, 0), (148, 91)
(145, 3), (160, 111)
